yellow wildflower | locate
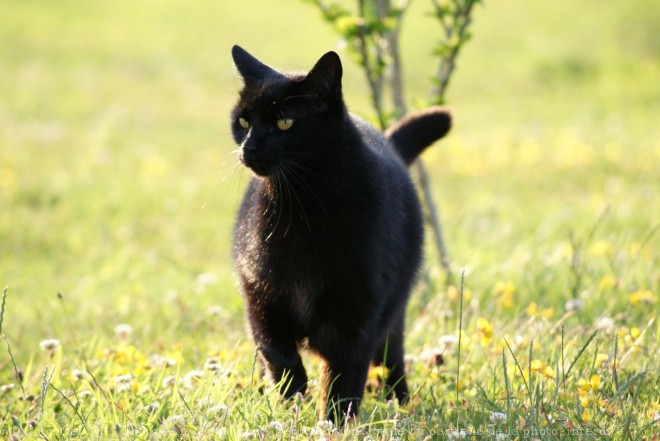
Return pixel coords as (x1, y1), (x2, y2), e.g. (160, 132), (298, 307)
(541, 307), (555, 318)
(476, 317), (493, 346)
(589, 375), (601, 390)
(543, 365), (557, 380)
(595, 353), (609, 368)
(494, 281), (515, 308)
(0, 167), (16, 188)
(368, 365), (389, 380)
(630, 327), (641, 339)
(530, 359), (545, 373)
(447, 285), (473, 303)
(526, 302), (539, 317)
(581, 409), (592, 424)
(598, 275), (617, 291)
(577, 381), (588, 394)
(630, 290), (654, 306)
(589, 240), (614, 257)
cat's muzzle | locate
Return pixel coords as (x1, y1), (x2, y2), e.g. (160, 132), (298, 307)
(240, 149), (276, 177)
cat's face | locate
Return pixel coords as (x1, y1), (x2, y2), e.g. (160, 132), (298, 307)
(231, 46), (344, 177)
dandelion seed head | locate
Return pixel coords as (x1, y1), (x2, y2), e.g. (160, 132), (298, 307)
(39, 338), (60, 351)
(114, 323), (133, 340)
(595, 317), (615, 331)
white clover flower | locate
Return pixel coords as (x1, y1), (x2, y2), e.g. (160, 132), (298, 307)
(114, 324), (133, 340)
(268, 421), (283, 431)
(564, 298), (584, 312)
(420, 347), (445, 367)
(438, 334), (460, 349)
(71, 369), (89, 381)
(207, 305), (224, 316)
(149, 354), (176, 368)
(166, 415), (186, 426)
(196, 272), (218, 291)
(184, 370), (204, 388)
(595, 317), (615, 331)
(495, 433), (509, 440)
(116, 383), (132, 393)
(161, 375), (176, 388)
(77, 390), (93, 400)
(489, 411), (507, 424)
(144, 402), (160, 413)
(209, 404), (229, 416)
(115, 373), (133, 385)
(448, 429), (467, 440)
(204, 356), (221, 372)
(1, 383), (16, 393)
(39, 339), (60, 351)
(240, 430), (256, 439)
(316, 420), (334, 433)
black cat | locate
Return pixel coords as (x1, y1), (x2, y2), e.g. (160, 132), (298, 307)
(230, 45), (451, 422)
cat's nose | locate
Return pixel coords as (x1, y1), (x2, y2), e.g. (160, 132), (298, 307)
(241, 130), (259, 153)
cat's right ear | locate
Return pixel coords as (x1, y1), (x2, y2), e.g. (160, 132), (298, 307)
(232, 45), (276, 83)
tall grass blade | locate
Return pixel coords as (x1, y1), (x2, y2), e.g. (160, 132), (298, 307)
(455, 270), (465, 427)
(564, 330), (598, 379)
(0, 286), (7, 336)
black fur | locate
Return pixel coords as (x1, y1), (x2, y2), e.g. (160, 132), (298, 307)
(230, 45), (451, 423)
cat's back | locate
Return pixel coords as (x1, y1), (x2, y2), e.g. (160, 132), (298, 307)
(349, 115), (404, 167)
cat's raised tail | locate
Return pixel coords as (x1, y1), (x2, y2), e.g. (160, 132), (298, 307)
(385, 107), (452, 166)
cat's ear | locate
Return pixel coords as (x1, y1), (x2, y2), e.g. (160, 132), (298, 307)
(305, 51), (343, 93)
(232, 45), (277, 83)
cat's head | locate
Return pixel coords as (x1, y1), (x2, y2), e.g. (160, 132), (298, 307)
(231, 45), (345, 177)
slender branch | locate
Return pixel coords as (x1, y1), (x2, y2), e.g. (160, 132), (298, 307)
(431, 0), (480, 104)
(357, 0), (387, 128)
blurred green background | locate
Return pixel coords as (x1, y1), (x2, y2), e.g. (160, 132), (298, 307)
(1, 0), (658, 358)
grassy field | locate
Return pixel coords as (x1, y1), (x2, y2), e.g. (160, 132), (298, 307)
(1, 0), (658, 439)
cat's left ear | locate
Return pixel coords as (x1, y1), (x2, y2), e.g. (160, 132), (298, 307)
(305, 51), (343, 94)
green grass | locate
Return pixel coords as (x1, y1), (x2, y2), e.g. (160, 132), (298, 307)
(1, 0), (658, 439)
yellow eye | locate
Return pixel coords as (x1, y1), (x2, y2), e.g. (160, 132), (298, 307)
(238, 117), (250, 129)
(276, 118), (294, 131)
